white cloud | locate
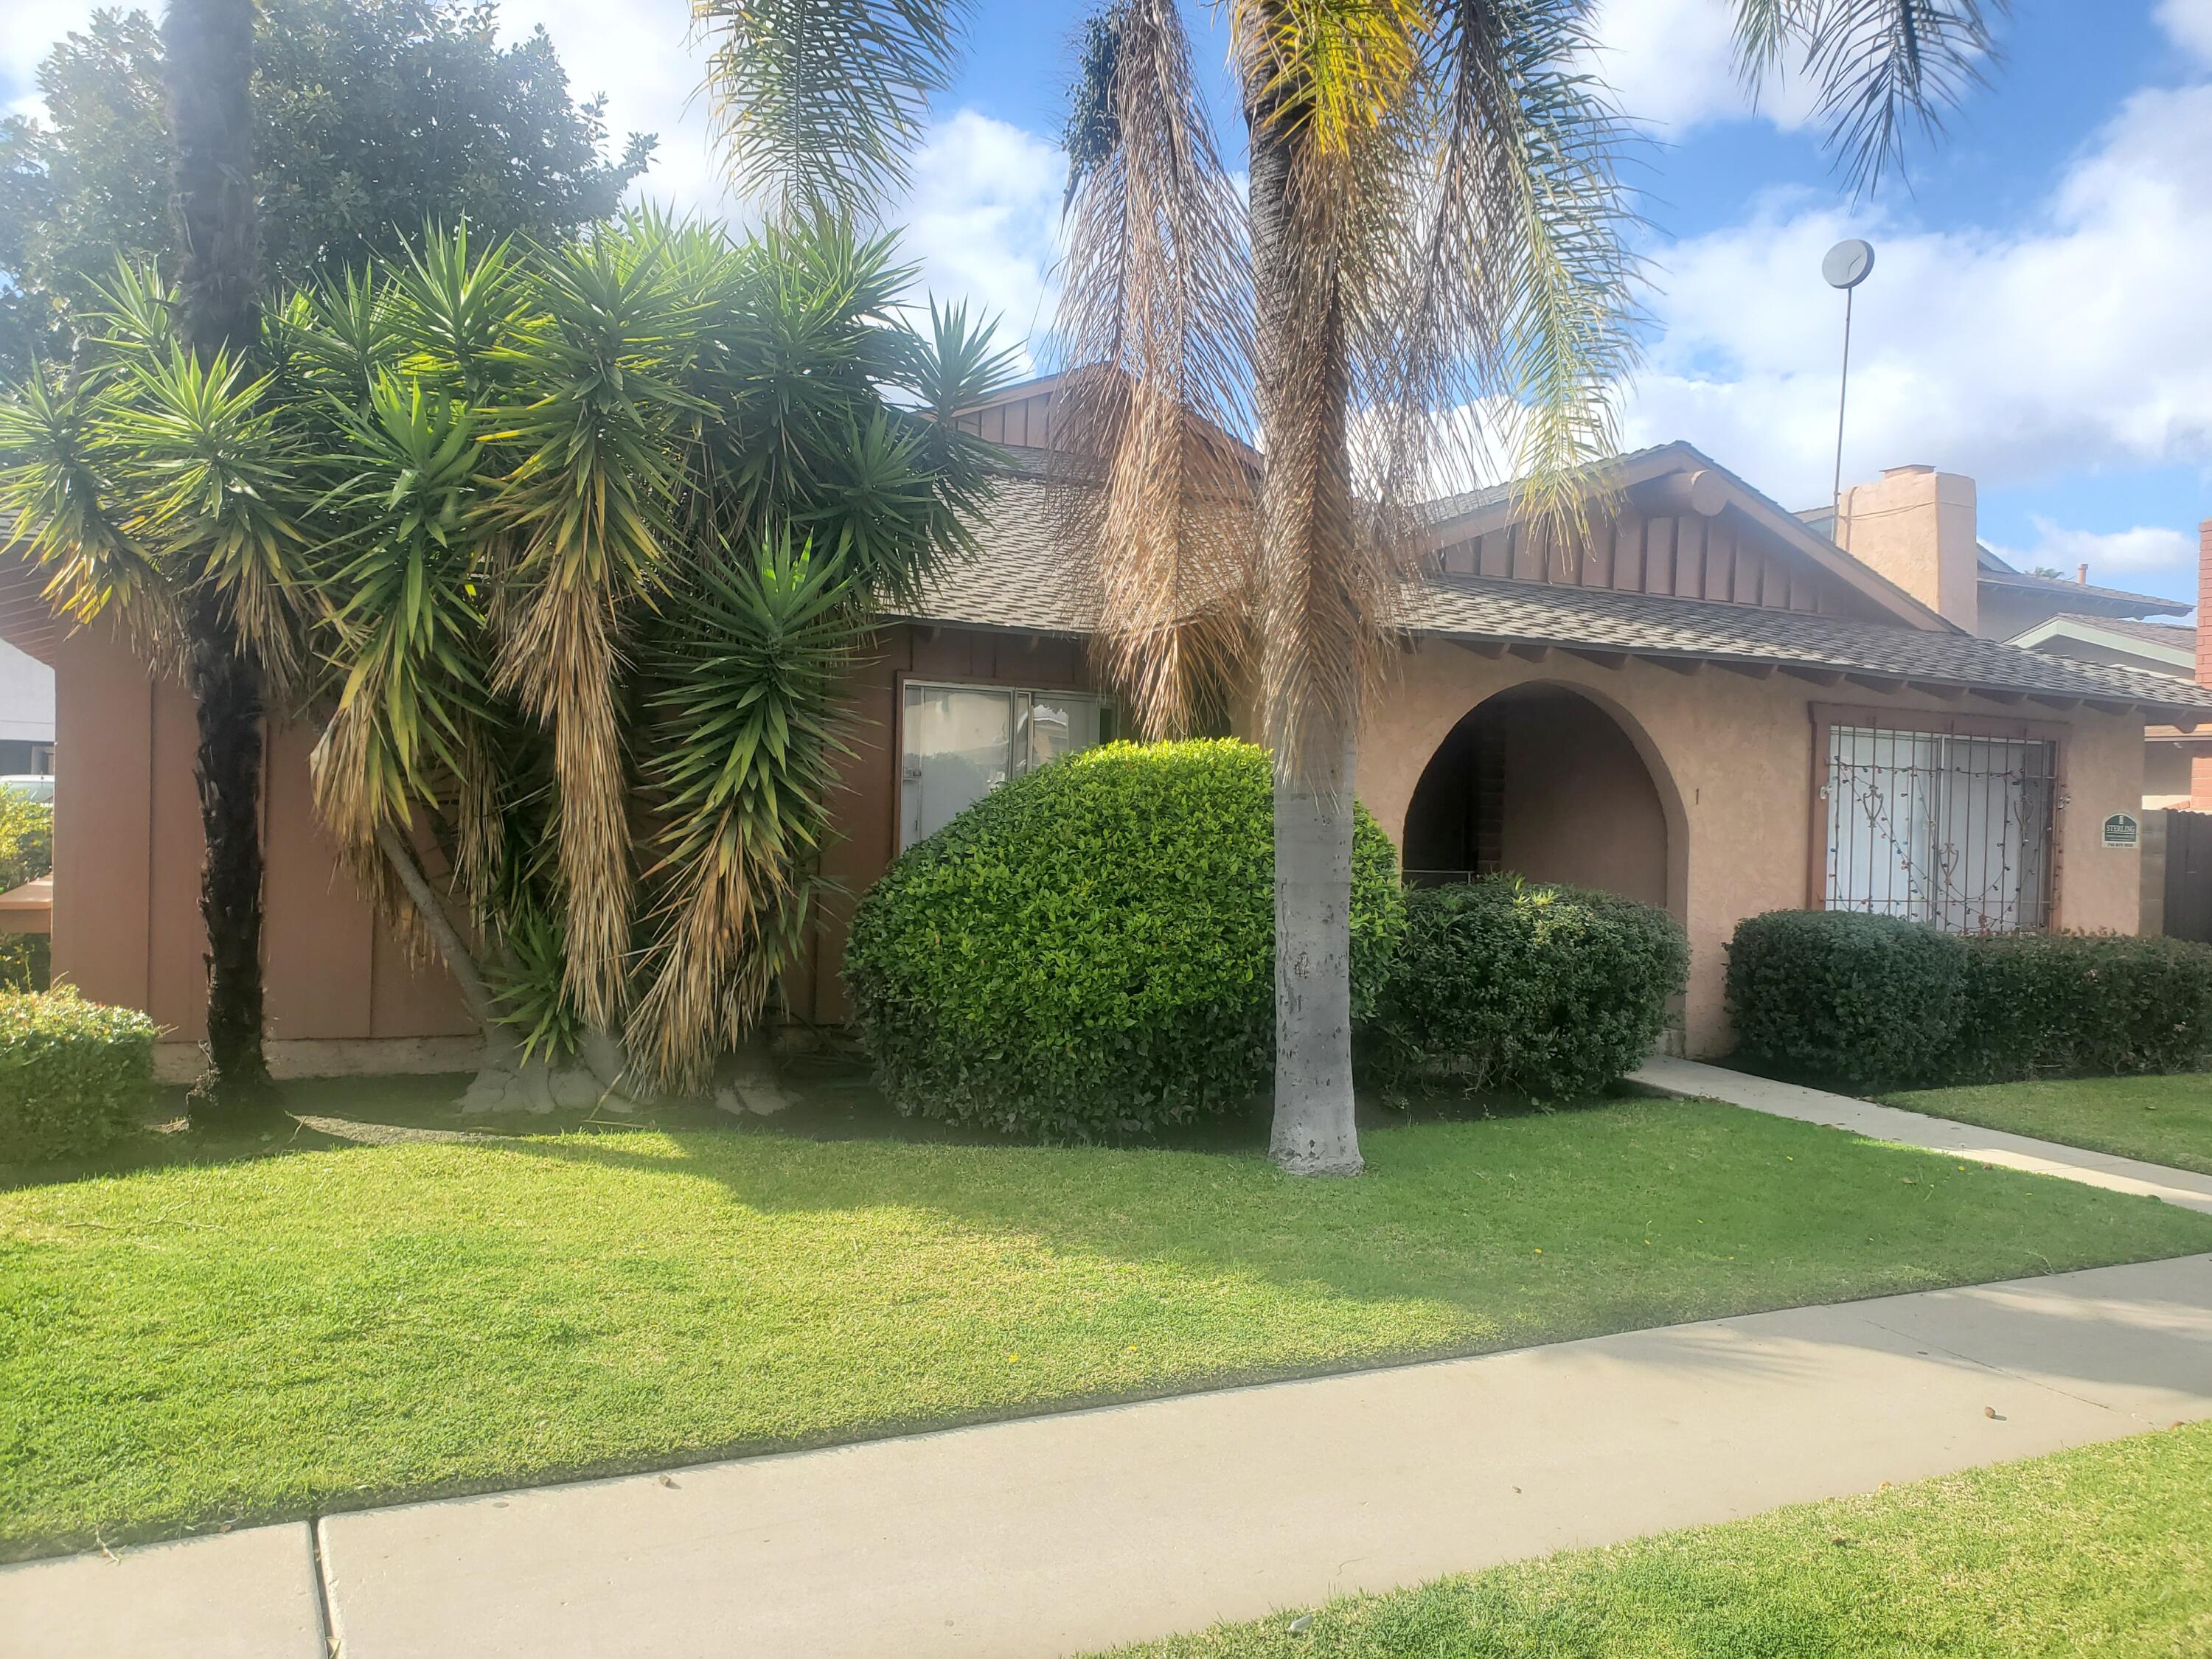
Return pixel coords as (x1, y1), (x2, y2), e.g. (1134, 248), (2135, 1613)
(1587, 0), (1818, 136)
(2162, 0), (2212, 63)
(894, 112), (1064, 365)
(1621, 80), (2212, 508)
(1992, 517), (2200, 577)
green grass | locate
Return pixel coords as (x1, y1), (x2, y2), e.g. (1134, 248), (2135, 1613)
(1883, 1073), (2212, 1177)
(1094, 1421), (2212, 1657)
(4, 1094), (2210, 1559)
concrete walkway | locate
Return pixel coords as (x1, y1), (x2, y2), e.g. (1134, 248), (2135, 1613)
(1631, 1055), (2212, 1215)
(8, 1253), (2212, 1659)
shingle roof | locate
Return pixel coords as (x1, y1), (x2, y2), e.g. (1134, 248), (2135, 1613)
(2042, 613), (2197, 648)
(1407, 576), (2212, 714)
(897, 467), (2212, 715)
(1973, 546), (2189, 617)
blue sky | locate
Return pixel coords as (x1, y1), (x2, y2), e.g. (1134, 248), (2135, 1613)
(8, 0), (2212, 608)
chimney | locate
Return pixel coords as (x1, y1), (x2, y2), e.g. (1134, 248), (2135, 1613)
(1834, 465), (1980, 631)
(2078, 563), (2089, 585)
(2193, 518), (2212, 810)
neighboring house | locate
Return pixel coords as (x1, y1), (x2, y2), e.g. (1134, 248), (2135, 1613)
(0, 638), (55, 776)
(8, 380), (2212, 1078)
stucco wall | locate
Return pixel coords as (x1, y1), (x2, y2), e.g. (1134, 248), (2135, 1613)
(1359, 642), (2146, 1057)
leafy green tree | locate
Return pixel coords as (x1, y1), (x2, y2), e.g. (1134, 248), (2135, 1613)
(0, 218), (1011, 1104)
(0, 0), (655, 378)
(701, 0), (2004, 1173)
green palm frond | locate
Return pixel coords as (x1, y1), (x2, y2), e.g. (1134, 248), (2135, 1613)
(1733, 0), (2006, 193)
(391, 222), (529, 402)
(695, 0), (968, 223)
(487, 900), (585, 1065)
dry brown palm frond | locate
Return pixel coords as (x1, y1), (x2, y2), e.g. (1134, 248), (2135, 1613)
(1360, 0), (1642, 574)
(1237, 0), (1426, 776)
(493, 572), (634, 1029)
(1051, 0), (1258, 741)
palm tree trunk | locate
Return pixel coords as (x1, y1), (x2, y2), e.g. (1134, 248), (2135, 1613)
(184, 589), (277, 1119)
(167, 0), (278, 1123)
(1270, 720), (1363, 1174)
(1248, 103), (1363, 1175)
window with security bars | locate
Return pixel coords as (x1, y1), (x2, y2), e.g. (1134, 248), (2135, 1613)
(1823, 724), (2056, 933)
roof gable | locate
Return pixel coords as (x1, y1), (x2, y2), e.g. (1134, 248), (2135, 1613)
(1424, 443), (1948, 631)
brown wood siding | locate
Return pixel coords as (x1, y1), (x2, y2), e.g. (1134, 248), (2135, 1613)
(789, 623), (1101, 1026)
(954, 389), (1057, 448)
(1431, 507), (1844, 616)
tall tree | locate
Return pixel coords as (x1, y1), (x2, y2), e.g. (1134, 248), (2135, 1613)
(161, 0), (282, 1121)
(0, 0), (656, 379)
(0, 222), (1010, 1107)
(703, 0), (2003, 1172)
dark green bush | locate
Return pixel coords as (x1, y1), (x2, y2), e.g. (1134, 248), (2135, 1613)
(1724, 910), (1969, 1092)
(0, 987), (156, 1161)
(1364, 877), (1688, 1102)
(1952, 932), (2212, 1082)
(1726, 910), (2212, 1091)
(843, 738), (1405, 1140)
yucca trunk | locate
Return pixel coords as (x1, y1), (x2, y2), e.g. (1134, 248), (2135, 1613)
(167, 0), (279, 1121)
(1249, 113), (1363, 1175)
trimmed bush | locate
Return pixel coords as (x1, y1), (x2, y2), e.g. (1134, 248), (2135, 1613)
(1953, 932), (2212, 1083)
(1725, 911), (1969, 1092)
(0, 988), (157, 1161)
(1364, 877), (1688, 1102)
(844, 738), (1405, 1140)
(1725, 910), (2212, 1092)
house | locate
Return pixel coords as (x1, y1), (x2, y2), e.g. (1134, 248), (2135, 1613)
(9, 379), (2212, 1078)
(0, 638), (55, 776)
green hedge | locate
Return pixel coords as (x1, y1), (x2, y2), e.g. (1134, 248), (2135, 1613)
(844, 738), (1405, 1141)
(0, 988), (157, 1161)
(1952, 933), (2212, 1083)
(1724, 911), (1967, 1092)
(1364, 877), (1688, 1102)
(1725, 910), (2212, 1091)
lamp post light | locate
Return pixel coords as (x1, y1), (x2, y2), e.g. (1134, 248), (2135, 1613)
(1823, 237), (1876, 525)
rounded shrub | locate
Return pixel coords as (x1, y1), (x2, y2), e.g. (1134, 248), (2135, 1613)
(1953, 931), (2212, 1084)
(843, 738), (1405, 1140)
(1724, 909), (1967, 1092)
(1363, 877), (1688, 1102)
(0, 987), (156, 1161)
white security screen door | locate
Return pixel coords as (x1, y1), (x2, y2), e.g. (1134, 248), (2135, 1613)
(900, 681), (1107, 849)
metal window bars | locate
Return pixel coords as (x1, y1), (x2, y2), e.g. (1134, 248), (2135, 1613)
(1823, 724), (2056, 933)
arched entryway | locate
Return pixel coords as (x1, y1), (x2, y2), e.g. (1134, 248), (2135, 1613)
(1402, 684), (1677, 914)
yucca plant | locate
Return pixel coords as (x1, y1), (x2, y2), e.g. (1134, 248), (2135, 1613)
(0, 215), (1012, 1104)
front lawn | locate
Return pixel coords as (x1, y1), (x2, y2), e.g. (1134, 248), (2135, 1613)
(4, 1093), (2211, 1559)
(1883, 1073), (2212, 1177)
(1096, 1420), (2212, 1657)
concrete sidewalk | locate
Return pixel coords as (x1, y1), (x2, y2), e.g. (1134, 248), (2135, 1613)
(9, 1254), (2211, 1659)
(1632, 1055), (2212, 1215)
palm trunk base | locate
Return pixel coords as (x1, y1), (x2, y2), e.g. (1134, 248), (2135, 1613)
(459, 1027), (653, 1116)
(1268, 736), (1363, 1178)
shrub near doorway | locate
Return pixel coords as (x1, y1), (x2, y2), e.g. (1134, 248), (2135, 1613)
(1365, 878), (1687, 1100)
(844, 740), (1405, 1139)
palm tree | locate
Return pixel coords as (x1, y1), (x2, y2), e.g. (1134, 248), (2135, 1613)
(164, 0), (281, 1122)
(705, 0), (2003, 1172)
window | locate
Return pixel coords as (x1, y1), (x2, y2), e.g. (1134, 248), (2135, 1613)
(899, 681), (1112, 849)
(1822, 721), (2056, 933)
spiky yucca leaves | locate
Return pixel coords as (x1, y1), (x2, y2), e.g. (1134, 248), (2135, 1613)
(626, 533), (858, 1092)
(482, 222), (710, 1027)
(307, 375), (495, 869)
(0, 371), (173, 655)
(98, 347), (318, 694)
(695, 0), (967, 223)
(1051, 0), (1258, 742)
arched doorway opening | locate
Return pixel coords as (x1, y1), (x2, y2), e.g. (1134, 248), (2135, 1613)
(1402, 684), (1675, 914)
